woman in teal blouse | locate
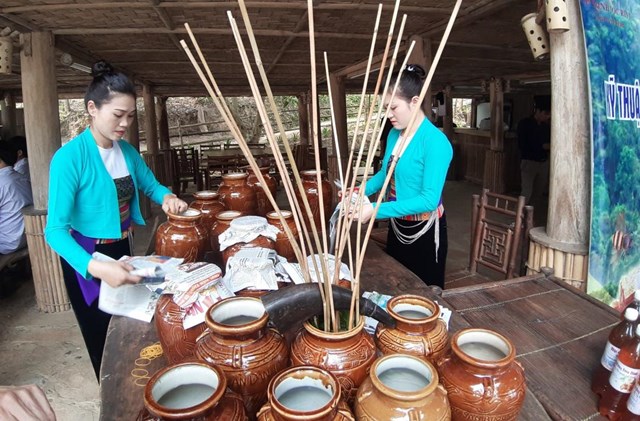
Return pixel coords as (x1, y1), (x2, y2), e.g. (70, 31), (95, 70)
(45, 61), (187, 379)
(360, 64), (452, 289)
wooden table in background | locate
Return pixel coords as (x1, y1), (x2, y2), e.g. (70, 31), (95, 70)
(100, 243), (609, 420)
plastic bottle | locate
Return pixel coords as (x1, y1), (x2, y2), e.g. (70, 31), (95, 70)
(593, 308), (640, 396)
(624, 291), (640, 320)
(599, 324), (640, 419)
(620, 380), (640, 421)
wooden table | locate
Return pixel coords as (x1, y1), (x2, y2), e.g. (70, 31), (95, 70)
(100, 244), (613, 420)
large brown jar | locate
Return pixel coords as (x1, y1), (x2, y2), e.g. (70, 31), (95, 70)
(290, 317), (376, 404)
(355, 354), (451, 420)
(375, 294), (449, 365)
(154, 295), (208, 365)
(190, 191), (227, 250)
(194, 297), (290, 417)
(295, 170), (332, 233)
(210, 210), (244, 267)
(246, 166), (277, 216)
(266, 210), (298, 262)
(155, 209), (207, 262)
(220, 216), (276, 267)
(438, 328), (526, 421)
(137, 361), (247, 420)
(257, 366), (354, 421)
(218, 172), (258, 215)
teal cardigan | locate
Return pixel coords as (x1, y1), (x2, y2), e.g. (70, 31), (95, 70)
(364, 118), (452, 219)
(45, 128), (171, 276)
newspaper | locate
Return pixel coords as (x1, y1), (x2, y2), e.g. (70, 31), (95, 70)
(362, 291), (453, 334)
(222, 248), (280, 293)
(118, 254), (184, 284)
(280, 254), (351, 285)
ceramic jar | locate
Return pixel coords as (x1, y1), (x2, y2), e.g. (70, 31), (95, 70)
(154, 295), (208, 364)
(375, 295), (449, 365)
(266, 210), (298, 262)
(155, 209), (207, 262)
(290, 317), (376, 404)
(295, 170), (332, 233)
(190, 191), (227, 250)
(220, 216), (276, 267)
(218, 172), (258, 215)
(246, 166), (277, 216)
(257, 366), (354, 421)
(438, 328), (526, 421)
(355, 354), (451, 420)
(194, 296), (290, 417)
(138, 361), (247, 420)
(210, 210), (244, 267)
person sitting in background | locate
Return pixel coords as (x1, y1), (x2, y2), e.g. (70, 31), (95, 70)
(8, 136), (29, 181)
(0, 141), (33, 255)
(517, 98), (551, 205)
(0, 384), (56, 421)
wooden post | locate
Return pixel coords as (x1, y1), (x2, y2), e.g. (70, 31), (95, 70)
(143, 83), (158, 156)
(484, 78), (506, 193)
(408, 35), (432, 114)
(297, 92), (310, 168)
(128, 110), (140, 151)
(443, 84), (454, 139)
(1, 91), (17, 139)
(20, 31), (61, 210)
(528, 0), (590, 287)
(470, 98), (478, 128)
(328, 73), (348, 169)
(157, 96), (171, 150)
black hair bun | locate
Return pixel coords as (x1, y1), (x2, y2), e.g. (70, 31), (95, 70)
(406, 64), (426, 79)
(91, 60), (114, 78)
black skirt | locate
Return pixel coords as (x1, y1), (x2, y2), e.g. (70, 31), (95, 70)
(385, 213), (448, 290)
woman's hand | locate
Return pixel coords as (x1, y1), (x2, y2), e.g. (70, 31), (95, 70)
(350, 203), (375, 223)
(0, 384), (56, 421)
(87, 259), (142, 288)
(162, 194), (188, 215)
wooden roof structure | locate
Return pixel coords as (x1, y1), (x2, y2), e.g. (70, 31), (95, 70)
(0, 0), (550, 98)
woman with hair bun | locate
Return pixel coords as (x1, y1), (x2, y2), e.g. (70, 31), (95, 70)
(358, 64), (452, 290)
(45, 60), (187, 379)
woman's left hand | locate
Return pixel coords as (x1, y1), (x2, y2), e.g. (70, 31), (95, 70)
(350, 203), (374, 223)
(162, 194), (188, 215)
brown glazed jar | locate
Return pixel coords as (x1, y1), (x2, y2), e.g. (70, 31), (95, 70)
(210, 210), (244, 267)
(155, 209), (207, 262)
(355, 354), (450, 420)
(220, 216), (276, 268)
(218, 172), (258, 215)
(256, 366), (354, 421)
(266, 210), (298, 262)
(137, 361), (247, 420)
(290, 317), (376, 404)
(194, 297), (290, 417)
(190, 191), (227, 249)
(375, 295), (449, 365)
(154, 295), (208, 365)
(295, 170), (332, 233)
(246, 166), (277, 216)
(438, 328), (526, 421)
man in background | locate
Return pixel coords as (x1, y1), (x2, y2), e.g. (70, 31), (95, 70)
(7, 136), (29, 182)
(518, 97), (551, 206)
(0, 141), (33, 255)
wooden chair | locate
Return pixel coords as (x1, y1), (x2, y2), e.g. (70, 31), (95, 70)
(446, 189), (534, 288)
(171, 147), (200, 196)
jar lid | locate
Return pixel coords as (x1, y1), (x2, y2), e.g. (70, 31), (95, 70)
(194, 190), (218, 199)
(222, 172), (248, 180)
(230, 215), (269, 232)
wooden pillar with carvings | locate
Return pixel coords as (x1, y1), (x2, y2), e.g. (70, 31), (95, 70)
(526, 0), (590, 290)
(20, 31), (70, 312)
(483, 77), (506, 193)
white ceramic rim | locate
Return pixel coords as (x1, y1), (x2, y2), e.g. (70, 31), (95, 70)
(151, 364), (219, 407)
(375, 355), (432, 392)
(274, 374), (334, 412)
(391, 303), (433, 318)
(210, 298), (265, 323)
(456, 330), (509, 361)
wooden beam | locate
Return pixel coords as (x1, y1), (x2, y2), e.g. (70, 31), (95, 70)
(149, 0), (182, 51)
(266, 11), (308, 75)
(2, 2), (450, 14)
(334, 42), (408, 78)
(422, 0), (518, 38)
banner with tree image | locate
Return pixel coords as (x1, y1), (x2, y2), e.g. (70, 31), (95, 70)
(583, 0), (640, 308)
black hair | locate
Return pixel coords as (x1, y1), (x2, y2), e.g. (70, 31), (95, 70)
(84, 60), (136, 109)
(534, 95), (551, 113)
(393, 63), (427, 103)
(0, 141), (17, 166)
(8, 135), (27, 157)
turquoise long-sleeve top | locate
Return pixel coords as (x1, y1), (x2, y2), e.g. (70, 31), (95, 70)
(45, 127), (171, 277)
(363, 118), (453, 219)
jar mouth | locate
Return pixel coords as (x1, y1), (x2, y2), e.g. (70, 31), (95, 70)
(223, 172), (248, 180)
(301, 169), (326, 176)
(454, 329), (513, 365)
(149, 363), (222, 411)
(169, 208), (202, 220)
(272, 367), (337, 414)
(371, 354), (438, 400)
(267, 210), (292, 219)
(387, 294), (439, 323)
(210, 297), (265, 325)
(194, 190), (218, 199)
(216, 210), (243, 220)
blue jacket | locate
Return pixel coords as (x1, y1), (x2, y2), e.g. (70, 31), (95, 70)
(364, 118), (452, 219)
(45, 127), (171, 276)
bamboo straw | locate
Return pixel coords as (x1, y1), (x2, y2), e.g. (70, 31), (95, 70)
(178, 38), (308, 276)
(354, 0), (464, 289)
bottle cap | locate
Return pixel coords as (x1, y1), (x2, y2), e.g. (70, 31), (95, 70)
(635, 289), (640, 301)
(625, 308), (639, 321)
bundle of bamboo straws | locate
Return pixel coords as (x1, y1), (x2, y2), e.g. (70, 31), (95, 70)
(180, 0), (462, 332)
